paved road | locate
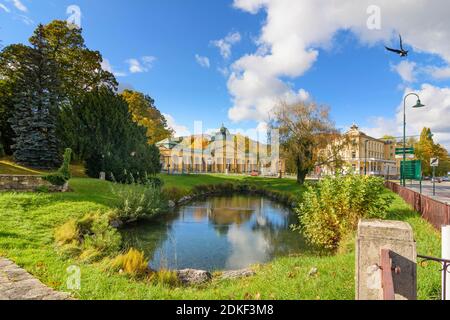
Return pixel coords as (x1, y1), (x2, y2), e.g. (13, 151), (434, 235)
(404, 181), (450, 204)
(0, 258), (72, 300)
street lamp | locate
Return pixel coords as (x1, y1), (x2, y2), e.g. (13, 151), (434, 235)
(402, 93), (426, 187)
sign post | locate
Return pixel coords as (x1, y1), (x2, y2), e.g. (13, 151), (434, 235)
(400, 160), (422, 182)
(397, 148), (415, 186)
(431, 158), (439, 196)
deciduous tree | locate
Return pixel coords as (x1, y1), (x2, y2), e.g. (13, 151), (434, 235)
(272, 101), (341, 184)
(415, 128), (449, 176)
(120, 90), (173, 144)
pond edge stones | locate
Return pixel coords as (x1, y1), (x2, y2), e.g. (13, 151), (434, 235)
(175, 268), (256, 285)
(176, 269), (212, 285)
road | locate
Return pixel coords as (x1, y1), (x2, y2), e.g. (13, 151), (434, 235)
(404, 181), (450, 204)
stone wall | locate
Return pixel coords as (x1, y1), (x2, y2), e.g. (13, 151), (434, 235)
(0, 175), (67, 192)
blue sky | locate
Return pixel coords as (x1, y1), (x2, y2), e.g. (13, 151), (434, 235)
(1, 0), (450, 148)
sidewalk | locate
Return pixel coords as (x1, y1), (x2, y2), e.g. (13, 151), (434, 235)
(403, 181), (450, 205)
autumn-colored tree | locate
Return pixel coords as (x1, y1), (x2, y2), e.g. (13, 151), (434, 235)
(120, 90), (173, 145)
(272, 101), (343, 184)
(415, 128), (448, 176)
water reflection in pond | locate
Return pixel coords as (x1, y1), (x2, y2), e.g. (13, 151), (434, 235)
(121, 195), (312, 271)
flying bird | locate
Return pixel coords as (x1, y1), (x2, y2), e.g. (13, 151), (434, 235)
(385, 34), (409, 57)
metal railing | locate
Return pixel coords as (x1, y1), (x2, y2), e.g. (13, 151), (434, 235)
(380, 249), (396, 300)
(385, 181), (450, 230)
(417, 254), (450, 300)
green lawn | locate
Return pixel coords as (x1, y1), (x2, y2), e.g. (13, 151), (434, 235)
(0, 175), (441, 300)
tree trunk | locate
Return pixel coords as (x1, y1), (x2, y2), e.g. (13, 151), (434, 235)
(297, 169), (307, 185)
(296, 158), (308, 184)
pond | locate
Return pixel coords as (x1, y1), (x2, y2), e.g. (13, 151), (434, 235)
(121, 195), (313, 271)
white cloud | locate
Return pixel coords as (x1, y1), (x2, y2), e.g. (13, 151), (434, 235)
(126, 56), (156, 74)
(0, 3), (11, 13)
(9, 0), (27, 12)
(392, 61), (417, 83)
(163, 113), (191, 137)
(16, 14), (33, 25)
(101, 59), (126, 77)
(211, 32), (242, 59)
(195, 54), (210, 68)
(362, 84), (450, 150)
(217, 67), (229, 77)
(427, 66), (450, 80)
(360, 117), (400, 139)
(228, 0), (450, 122)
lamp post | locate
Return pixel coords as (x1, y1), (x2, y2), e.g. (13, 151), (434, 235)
(402, 93), (426, 187)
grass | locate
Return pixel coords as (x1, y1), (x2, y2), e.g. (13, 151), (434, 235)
(0, 174), (442, 300)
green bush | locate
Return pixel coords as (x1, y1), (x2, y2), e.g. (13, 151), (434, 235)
(59, 148), (72, 180)
(42, 173), (67, 186)
(54, 211), (122, 262)
(140, 174), (163, 189)
(42, 148), (72, 186)
(293, 175), (393, 250)
(112, 182), (168, 223)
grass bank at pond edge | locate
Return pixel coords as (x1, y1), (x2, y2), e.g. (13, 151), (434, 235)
(0, 175), (441, 299)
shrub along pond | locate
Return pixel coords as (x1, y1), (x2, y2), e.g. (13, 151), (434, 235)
(121, 195), (313, 271)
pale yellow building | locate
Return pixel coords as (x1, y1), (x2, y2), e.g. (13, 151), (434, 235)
(156, 125), (284, 175)
(320, 124), (398, 177)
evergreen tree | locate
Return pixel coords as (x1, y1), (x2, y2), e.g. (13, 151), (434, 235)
(0, 79), (15, 155)
(59, 88), (161, 181)
(5, 27), (61, 168)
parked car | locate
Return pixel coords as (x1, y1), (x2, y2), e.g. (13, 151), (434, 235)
(250, 170), (260, 177)
(423, 176), (431, 181)
(432, 177), (442, 183)
(442, 176), (449, 182)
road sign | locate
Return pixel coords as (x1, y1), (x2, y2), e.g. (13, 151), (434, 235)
(431, 158), (439, 167)
(401, 160), (422, 180)
(395, 154), (414, 160)
(396, 147), (414, 155)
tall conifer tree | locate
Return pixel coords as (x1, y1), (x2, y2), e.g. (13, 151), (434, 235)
(8, 25), (61, 168)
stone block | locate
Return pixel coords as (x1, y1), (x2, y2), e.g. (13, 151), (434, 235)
(356, 219), (417, 300)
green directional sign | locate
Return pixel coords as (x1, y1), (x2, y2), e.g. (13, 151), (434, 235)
(401, 160), (422, 180)
(396, 147), (415, 155)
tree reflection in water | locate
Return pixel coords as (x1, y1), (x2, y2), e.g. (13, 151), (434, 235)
(121, 195), (314, 271)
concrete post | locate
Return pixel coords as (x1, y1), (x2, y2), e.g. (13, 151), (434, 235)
(442, 226), (450, 300)
(356, 219), (417, 300)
